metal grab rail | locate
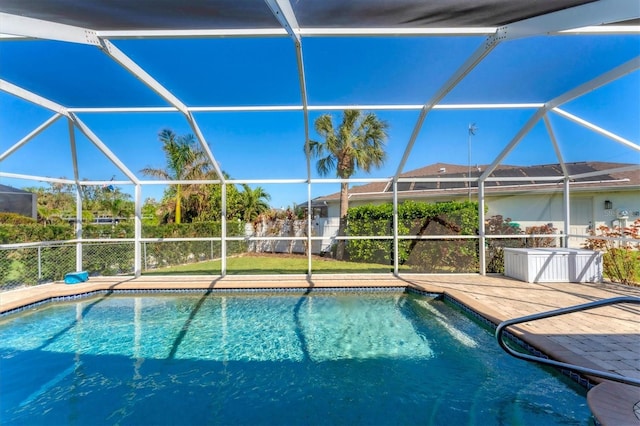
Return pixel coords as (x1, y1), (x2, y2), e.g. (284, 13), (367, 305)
(496, 296), (640, 387)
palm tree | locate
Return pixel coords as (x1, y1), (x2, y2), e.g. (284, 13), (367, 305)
(239, 184), (271, 222)
(141, 129), (210, 224)
(308, 110), (389, 260)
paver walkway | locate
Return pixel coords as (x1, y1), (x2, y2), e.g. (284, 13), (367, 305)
(403, 274), (640, 382)
(1, 273), (639, 424)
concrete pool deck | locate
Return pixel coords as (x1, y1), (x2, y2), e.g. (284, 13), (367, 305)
(1, 274), (638, 425)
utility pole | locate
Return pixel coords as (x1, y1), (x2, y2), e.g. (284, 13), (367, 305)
(468, 123), (477, 200)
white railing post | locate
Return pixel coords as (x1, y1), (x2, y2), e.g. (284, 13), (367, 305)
(221, 184), (227, 276)
(479, 181), (486, 275)
(75, 187), (83, 272)
(393, 179), (399, 276)
(134, 184), (142, 276)
(37, 245), (42, 281)
(563, 178), (571, 248)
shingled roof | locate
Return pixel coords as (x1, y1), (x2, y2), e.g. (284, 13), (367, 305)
(0, 184), (33, 194)
(314, 161), (640, 202)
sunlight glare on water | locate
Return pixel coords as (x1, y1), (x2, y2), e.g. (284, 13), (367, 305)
(0, 291), (592, 425)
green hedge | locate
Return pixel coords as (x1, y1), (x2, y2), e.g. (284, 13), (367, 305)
(0, 224), (74, 244)
(346, 201), (479, 272)
(0, 221), (247, 287)
(0, 221), (246, 242)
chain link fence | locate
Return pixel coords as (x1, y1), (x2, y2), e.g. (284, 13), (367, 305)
(142, 240), (223, 272)
(0, 241), (135, 289)
(0, 239), (248, 290)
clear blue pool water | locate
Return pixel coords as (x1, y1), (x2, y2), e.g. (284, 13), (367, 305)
(0, 291), (591, 425)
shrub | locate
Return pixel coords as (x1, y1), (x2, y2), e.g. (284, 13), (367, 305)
(345, 201), (479, 272)
(584, 219), (640, 285)
(0, 212), (37, 225)
(0, 223), (74, 243)
(525, 223), (558, 248)
(484, 217), (558, 273)
(485, 215), (523, 274)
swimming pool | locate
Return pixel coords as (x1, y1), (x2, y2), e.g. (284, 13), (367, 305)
(0, 290), (592, 425)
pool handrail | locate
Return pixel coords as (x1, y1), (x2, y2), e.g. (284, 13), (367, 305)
(496, 296), (640, 387)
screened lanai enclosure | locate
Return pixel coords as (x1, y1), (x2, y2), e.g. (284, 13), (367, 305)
(0, 0), (639, 282)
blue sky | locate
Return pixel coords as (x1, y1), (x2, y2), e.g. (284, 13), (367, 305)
(1, 34), (639, 208)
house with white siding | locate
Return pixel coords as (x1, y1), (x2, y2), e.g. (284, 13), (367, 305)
(306, 161), (640, 252)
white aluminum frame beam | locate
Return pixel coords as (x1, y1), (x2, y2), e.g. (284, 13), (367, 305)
(569, 164), (640, 180)
(68, 112), (140, 184)
(543, 115), (569, 177)
(396, 1), (640, 179)
(21, 25), (638, 42)
(265, 0), (314, 276)
(479, 108), (547, 181)
(65, 103), (544, 114)
(543, 113), (570, 249)
(134, 184), (142, 276)
(68, 118), (81, 186)
(563, 178), (571, 248)
(0, 13), (100, 45)
(95, 38), (226, 182)
(501, 0), (640, 40)
(68, 118), (83, 270)
(220, 184), (227, 275)
(481, 56), (640, 180)
(0, 172), (75, 184)
(6, 24), (637, 41)
(184, 111), (225, 180)
(98, 28), (288, 39)
(392, 180), (399, 276)
(478, 182), (486, 275)
(0, 81), (141, 187)
(97, 39), (188, 114)
(300, 27), (495, 37)
(0, 12), (227, 184)
(0, 113), (63, 162)
(548, 57), (640, 109)
(552, 107), (640, 152)
(265, 0), (300, 42)
(0, 79), (68, 115)
(560, 25), (640, 35)
(394, 31), (500, 178)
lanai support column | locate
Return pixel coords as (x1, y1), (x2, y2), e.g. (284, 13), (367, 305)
(264, 0), (313, 277)
(75, 188), (83, 271)
(307, 183), (312, 276)
(221, 184), (227, 276)
(478, 181), (487, 275)
(134, 184), (142, 276)
(563, 178), (571, 248)
(68, 118), (83, 272)
(392, 179), (399, 276)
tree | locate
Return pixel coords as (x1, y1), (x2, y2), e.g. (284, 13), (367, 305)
(239, 184), (271, 222)
(141, 198), (161, 225)
(82, 183), (133, 221)
(140, 129), (211, 224)
(25, 183), (75, 223)
(308, 110), (389, 260)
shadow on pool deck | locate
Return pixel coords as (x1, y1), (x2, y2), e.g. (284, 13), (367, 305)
(1, 273), (639, 425)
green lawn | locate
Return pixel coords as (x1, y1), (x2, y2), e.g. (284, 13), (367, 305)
(143, 253), (399, 275)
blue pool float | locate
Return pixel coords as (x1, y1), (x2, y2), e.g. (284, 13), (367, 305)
(64, 271), (89, 284)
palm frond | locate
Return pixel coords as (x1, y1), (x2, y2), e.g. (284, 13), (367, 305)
(316, 156), (336, 177)
(140, 168), (172, 180)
